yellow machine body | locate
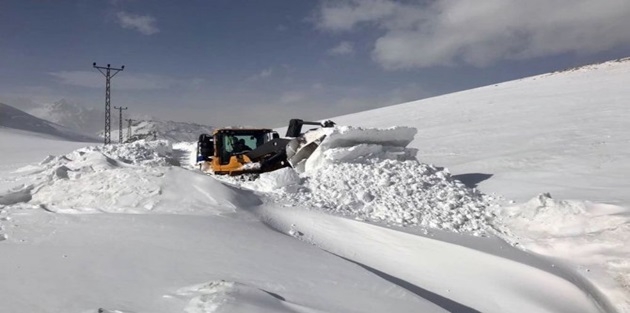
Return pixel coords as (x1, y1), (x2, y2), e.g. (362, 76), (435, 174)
(196, 119), (336, 176)
(198, 128), (279, 176)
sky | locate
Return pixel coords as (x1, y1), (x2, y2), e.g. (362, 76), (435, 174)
(2, 0), (630, 127)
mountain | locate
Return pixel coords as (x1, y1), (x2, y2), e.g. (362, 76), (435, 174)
(109, 119), (213, 143)
(25, 99), (108, 135)
(0, 103), (98, 142)
(23, 99), (212, 142)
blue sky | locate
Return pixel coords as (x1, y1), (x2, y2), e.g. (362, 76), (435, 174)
(2, 0), (630, 127)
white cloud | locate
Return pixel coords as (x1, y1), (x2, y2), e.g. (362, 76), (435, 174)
(116, 11), (159, 35)
(49, 71), (179, 90)
(328, 41), (355, 55)
(316, 0), (398, 31)
(248, 68), (274, 81)
(279, 91), (305, 104)
(316, 0), (630, 68)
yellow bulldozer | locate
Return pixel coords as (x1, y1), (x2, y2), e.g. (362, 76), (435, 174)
(196, 119), (335, 175)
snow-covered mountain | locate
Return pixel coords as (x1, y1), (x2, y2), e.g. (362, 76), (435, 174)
(0, 102), (98, 142)
(1, 57), (629, 313)
(25, 99), (108, 135)
(108, 119), (213, 143)
(22, 98), (213, 142)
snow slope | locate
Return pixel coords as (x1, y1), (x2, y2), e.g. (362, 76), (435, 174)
(331, 58), (630, 207)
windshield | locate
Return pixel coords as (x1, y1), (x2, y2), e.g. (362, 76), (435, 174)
(223, 132), (267, 154)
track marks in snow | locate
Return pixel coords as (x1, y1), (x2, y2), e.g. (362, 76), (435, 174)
(174, 280), (328, 313)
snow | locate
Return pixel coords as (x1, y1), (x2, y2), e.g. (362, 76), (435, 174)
(1, 57), (630, 312)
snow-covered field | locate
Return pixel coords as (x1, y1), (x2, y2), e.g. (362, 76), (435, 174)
(1, 59), (629, 313)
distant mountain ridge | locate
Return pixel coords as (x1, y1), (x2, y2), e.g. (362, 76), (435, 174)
(108, 119), (213, 143)
(25, 99), (108, 134)
(0, 103), (98, 142)
(21, 99), (213, 142)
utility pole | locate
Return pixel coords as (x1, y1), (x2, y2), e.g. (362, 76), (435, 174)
(93, 62), (124, 145)
(114, 106), (128, 143)
(125, 118), (134, 141)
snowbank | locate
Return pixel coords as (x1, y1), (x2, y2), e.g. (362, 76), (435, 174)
(97, 139), (179, 167)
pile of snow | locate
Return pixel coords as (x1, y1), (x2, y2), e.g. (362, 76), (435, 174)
(242, 126), (497, 234)
(94, 139), (179, 167)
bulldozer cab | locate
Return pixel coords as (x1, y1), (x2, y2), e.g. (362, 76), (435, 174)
(211, 128), (277, 174)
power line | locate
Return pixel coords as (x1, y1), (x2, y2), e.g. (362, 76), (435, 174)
(93, 62), (124, 145)
(114, 106), (128, 143)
